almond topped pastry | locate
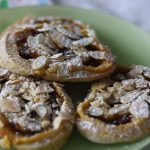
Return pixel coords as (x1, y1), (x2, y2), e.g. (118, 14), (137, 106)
(0, 68), (75, 150)
(77, 65), (150, 143)
(0, 16), (116, 82)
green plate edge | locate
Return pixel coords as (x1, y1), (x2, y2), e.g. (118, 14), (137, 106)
(0, 5), (150, 150)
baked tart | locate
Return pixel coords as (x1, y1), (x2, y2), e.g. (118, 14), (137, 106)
(77, 65), (150, 143)
(0, 68), (75, 150)
(0, 16), (116, 82)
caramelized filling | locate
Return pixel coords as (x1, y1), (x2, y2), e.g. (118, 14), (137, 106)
(15, 29), (38, 59)
(103, 114), (131, 125)
(83, 57), (102, 67)
(89, 114), (131, 125)
(14, 29), (35, 44)
(19, 47), (35, 59)
(33, 18), (69, 25)
(85, 44), (100, 51)
(11, 123), (39, 136)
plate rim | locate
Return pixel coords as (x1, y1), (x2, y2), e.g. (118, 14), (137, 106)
(0, 5), (150, 38)
(0, 5), (150, 150)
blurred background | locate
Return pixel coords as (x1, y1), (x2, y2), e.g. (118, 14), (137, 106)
(0, 0), (150, 33)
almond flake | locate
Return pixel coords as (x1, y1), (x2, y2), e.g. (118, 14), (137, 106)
(56, 25), (80, 39)
(87, 106), (104, 117)
(108, 104), (129, 115)
(73, 37), (94, 46)
(0, 96), (21, 113)
(50, 53), (63, 59)
(120, 90), (142, 103)
(129, 97), (149, 118)
(32, 56), (48, 70)
(135, 77), (149, 89)
(36, 105), (47, 118)
(51, 30), (72, 48)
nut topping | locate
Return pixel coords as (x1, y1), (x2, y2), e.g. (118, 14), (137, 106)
(108, 104), (129, 116)
(0, 96), (21, 113)
(84, 65), (150, 126)
(56, 25), (80, 40)
(72, 37), (94, 46)
(51, 30), (73, 48)
(87, 106), (104, 117)
(36, 105), (47, 118)
(129, 97), (149, 118)
(0, 68), (9, 78)
(120, 90), (142, 104)
(0, 68), (63, 133)
(32, 56), (48, 70)
(14, 17), (115, 79)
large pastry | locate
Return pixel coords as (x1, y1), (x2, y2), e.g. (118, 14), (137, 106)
(77, 65), (150, 143)
(0, 16), (116, 82)
(0, 68), (75, 150)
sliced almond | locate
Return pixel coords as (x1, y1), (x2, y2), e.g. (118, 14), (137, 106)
(32, 56), (48, 70)
(129, 97), (149, 118)
(36, 105), (47, 118)
(72, 37), (94, 46)
(0, 96), (21, 113)
(87, 106), (104, 117)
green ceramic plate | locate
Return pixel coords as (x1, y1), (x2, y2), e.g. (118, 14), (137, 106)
(0, 5), (150, 150)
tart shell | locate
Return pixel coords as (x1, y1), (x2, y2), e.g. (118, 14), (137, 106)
(0, 80), (75, 150)
(77, 100), (150, 143)
(0, 16), (116, 82)
(76, 65), (150, 143)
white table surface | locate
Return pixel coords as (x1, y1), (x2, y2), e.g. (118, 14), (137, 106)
(53, 0), (150, 34)
(6, 0), (150, 33)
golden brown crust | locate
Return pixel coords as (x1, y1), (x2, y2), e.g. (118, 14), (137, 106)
(0, 33), (32, 76)
(0, 16), (116, 82)
(76, 65), (150, 143)
(14, 119), (73, 150)
(77, 101), (150, 143)
(14, 127), (72, 150)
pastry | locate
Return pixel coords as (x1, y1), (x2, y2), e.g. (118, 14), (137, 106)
(77, 65), (150, 143)
(0, 16), (116, 82)
(0, 68), (75, 150)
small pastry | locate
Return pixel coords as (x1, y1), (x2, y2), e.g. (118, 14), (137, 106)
(0, 16), (116, 82)
(77, 65), (150, 143)
(0, 68), (75, 150)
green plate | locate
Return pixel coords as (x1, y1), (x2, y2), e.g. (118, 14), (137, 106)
(0, 5), (150, 150)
